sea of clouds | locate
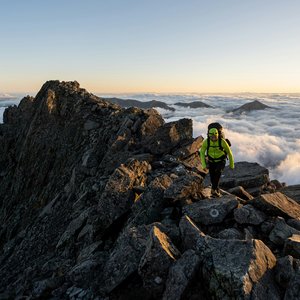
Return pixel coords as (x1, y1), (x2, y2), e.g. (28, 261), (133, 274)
(99, 92), (300, 185)
(1, 93), (300, 185)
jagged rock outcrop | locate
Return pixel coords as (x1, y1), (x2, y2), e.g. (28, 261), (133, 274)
(1, 80), (300, 299)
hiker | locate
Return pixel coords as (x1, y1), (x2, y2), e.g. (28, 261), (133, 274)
(199, 125), (234, 197)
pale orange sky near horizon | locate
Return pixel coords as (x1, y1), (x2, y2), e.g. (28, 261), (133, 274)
(1, 0), (300, 95)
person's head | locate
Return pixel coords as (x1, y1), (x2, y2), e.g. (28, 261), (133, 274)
(208, 128), (218, 142)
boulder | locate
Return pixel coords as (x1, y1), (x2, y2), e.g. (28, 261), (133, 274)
(217, 228), (244, 240)
(182, 195), (238, 225)
(228, 186), (254, 201)
(162, 250), (201, 300)
(142, 118), (193, 155)
(97, 159), (150, 234)
(284, 271), (300, 300)
(138, 226), (181, 296)
(275, 256), (296, 288)
(101, 225), (151, 294)
(234, 204), (267, 225)
(200, 238), (278, 299)
(269, 217), (300, 246)
(252, 192), (300, 219)
(220, 162), (269, 190)
(128, 174), (173, 226)
(164, 173), (204, 204)
(179, 215), (206, 251)
(284, 234), (300, 259)
(281, 185), (300, 204)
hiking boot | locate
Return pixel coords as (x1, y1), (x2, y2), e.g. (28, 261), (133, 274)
(211, 188), (221, 197)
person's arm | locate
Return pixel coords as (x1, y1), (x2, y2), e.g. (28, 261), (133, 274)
(199, 139), (208, 169)
(222, 139), (234, 169)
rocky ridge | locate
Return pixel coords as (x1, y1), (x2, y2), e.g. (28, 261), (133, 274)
(0, 81), (299, 299)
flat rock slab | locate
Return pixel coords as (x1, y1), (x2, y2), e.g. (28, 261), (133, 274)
(220, 162), (269, 189)
(252, 192), (300, 219)
(182, 195), (238, 225)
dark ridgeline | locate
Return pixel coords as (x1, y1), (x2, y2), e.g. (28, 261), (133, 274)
(228, 99), (273, 114)
(104, 97), (176, 111)
(0, 80), (300, 299)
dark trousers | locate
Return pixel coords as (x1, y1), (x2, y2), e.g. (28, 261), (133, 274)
(208, 160), (226, 190)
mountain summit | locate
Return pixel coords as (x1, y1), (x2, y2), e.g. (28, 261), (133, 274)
(0, 81), (299, 299)
(230, 100), (272, 114)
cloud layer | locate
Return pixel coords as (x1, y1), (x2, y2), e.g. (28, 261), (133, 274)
(2, 93), (300, 185)
(130, 93), (300, 185)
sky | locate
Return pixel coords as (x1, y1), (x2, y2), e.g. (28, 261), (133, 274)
(1, 0), (300, 94)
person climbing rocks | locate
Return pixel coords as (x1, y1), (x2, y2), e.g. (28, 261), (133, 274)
(199, 126), (234, 197)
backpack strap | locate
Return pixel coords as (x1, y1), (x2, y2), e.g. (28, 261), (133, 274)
(206, 137), (228, 162)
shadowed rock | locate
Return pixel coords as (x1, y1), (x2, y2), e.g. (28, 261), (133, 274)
(284, 235), (300, 259)
(234, 204), (267, 225)
(269, 217), (300, 246)
(162, 249), (201, 300)
(138, 226), (181, 297)
(281, 185), (300, 204)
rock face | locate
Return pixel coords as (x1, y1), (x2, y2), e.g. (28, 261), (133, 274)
(0, 80), (299, 299)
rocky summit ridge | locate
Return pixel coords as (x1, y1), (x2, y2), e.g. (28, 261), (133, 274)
(0, 81), (300, 299)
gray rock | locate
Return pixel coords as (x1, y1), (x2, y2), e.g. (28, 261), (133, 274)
(138, 226), (181, 296)
(201, 238), (277, 299)
(220, 161), (269, 190)
(281, 184), (300, 204)
(101, 224), (151, 294)
(234, 204), (267, 225)
(129, 174), (172, 226)
(56, 208), (92, 249)
(275, 256), (296, 288)
(182, 195), (238, 225)
(164, 173), (204, 204)
(253, 192), (300, 219)
(68, 259), (99, 286)
(284, 271), (300, 300)
(287, 219), (300, 231)
(284, 234), (300, 259)
(217, 228), (244, 240)
(228, 186), (254, 200)
(32, 277), (64, 298)
(179, 215), (206, 251)
(142, 118), (193, 155)
(97, 159), (150, 234)
(269, 217), (300, 245)
(163, 250), (201, 300)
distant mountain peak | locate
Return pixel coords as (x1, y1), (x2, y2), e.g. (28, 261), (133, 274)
(230, 100), (271, 114)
